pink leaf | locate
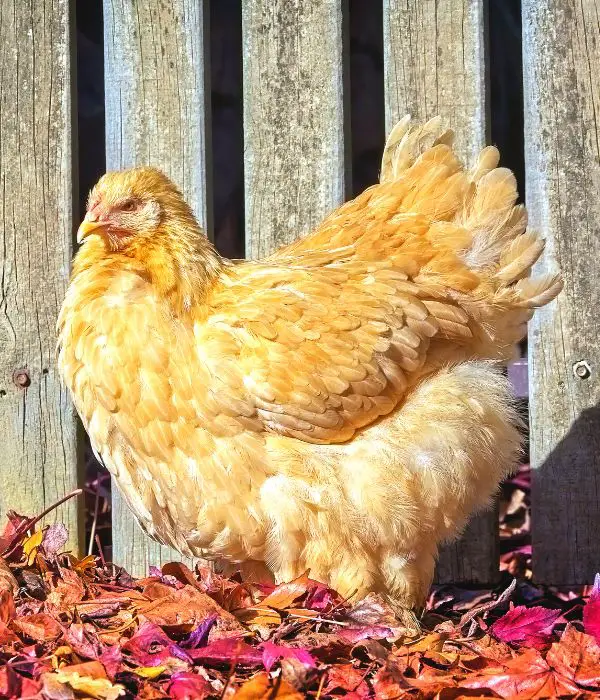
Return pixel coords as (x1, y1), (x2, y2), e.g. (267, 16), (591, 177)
(168, 671), (214, 699)
(261, 641), (316, 671)
(490, 605), (561, 648)
(187, 637), (262, 667)
(98, 645), (122, 681)
(304, 580), (341, 611)
(122, 620), (191, 666)
(584, 573), (600, 643)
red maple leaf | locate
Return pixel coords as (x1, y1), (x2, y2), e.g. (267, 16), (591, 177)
(489, 605), (561, 648)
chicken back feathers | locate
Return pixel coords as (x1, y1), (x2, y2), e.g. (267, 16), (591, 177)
(58, 117), (561, 609)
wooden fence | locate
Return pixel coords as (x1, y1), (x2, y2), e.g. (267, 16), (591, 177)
(0, 0), (598, 585)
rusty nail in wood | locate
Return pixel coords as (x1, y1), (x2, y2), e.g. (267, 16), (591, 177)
(13, 369), (31, 388)
(573, 360), (591, 380)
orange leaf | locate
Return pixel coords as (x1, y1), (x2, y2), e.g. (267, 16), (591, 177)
(260, 573), (310, 610)
(71, 554), (98, 574)
(232, 672), (303, 699)
(546, 624), (600, 688)
(0, 590), (15, 625)
(397, 632), (449, 654)
(460, 647), (579, 699)
(13, 613), (62, 642)
(59, 661), (107, 680)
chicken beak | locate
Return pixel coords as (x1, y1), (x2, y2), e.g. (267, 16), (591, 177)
(77, 216), (107, 243)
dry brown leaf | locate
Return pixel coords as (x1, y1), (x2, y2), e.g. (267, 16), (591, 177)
(0, 557), (17, 595)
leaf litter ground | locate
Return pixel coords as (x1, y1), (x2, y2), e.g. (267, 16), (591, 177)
(1, 466), (600, 700)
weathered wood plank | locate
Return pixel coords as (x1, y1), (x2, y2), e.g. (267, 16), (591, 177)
(524, 0), (600, 585)
(103, 0), (211, 575)
(383, 0), (488, 160)
(384, 0), (499, 584)
(0, 1), (82, 549)
(242, 0), (348, 258)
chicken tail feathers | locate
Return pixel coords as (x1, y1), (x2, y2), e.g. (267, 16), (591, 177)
(380, 116), (562, 349)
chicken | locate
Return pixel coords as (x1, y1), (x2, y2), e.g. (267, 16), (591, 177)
(58, 117), (561, 613)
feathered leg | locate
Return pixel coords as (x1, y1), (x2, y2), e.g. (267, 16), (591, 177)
(373, 362), (523, 609)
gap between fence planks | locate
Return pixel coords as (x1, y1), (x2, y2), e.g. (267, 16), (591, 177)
(103, 0), (211, 576)
(383, 0), (499, 585)
(524, 0), (600, 585)
(0, 1), (82, 552)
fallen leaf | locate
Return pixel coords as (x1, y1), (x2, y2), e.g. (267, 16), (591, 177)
(167, 671), (214, 699)
(261, 641), (316, 671)
(180, 614), (217, 648)
(62, 622), (102, 659)
(188, 637), (262, 667)
(339, 625), (395, 643)
(0, 511), (30, 556)
(13, 612), (62, 641)
(0, 557), (17, 595)
(461, 647), (579, 699)
(345, 592), (408, 638)
(133, 665), (167, 679)
(372, 662), (411, 699)
(546, 624), (600, 688)
(53, 670), (126, 700)
(41, 672), (76, 700)
(583, 572), (600, 644)
(324, 663), (371, 698)
(98, 645), (123, 681)
(0, 665), (39, 699)
(47, 567), (86, 607)
(0, 589), (15, 624)
(122, 620), (191, 667)
(138, 583), (244, 640)
(59, 661), (107, 679)
(22, 530), (44, 566)
(161, 561), (201, 588)
(71, 554), (98, 574)
(490, 605), (561, 648)
(43, 523), (69, 555)
(437, 690), (500, 699)
(259, 572), (311, 610)
(232, 672), (304, 699)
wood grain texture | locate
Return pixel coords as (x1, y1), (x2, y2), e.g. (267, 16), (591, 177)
(383, 0), (488, 158)
(0, 1), (82, 549)
(384, 0), (498, 585)
(242, 0), (348, 259)
(524, 0), (600, 584)
(103, 0), (211, 575)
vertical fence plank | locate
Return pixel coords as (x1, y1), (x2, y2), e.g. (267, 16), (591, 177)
(383, 0), (487, 162)
(383, 0), (498, 584)
(242, 0), (348, 257)
(524, 0), (600, 585)
(0, 1), (82, 548)
(103, 0), (211, 575)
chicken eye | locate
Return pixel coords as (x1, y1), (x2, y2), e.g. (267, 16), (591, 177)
(121, 199), (137, 212)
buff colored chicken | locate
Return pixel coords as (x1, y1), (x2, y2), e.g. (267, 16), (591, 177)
(58, 117), (561, 614)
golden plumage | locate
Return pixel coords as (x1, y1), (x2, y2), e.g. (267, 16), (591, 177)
(58, 117), (561, 610)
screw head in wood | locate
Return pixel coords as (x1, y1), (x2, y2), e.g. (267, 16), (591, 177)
(13, 369), (31, 388)
(572, 360), (591, 380)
